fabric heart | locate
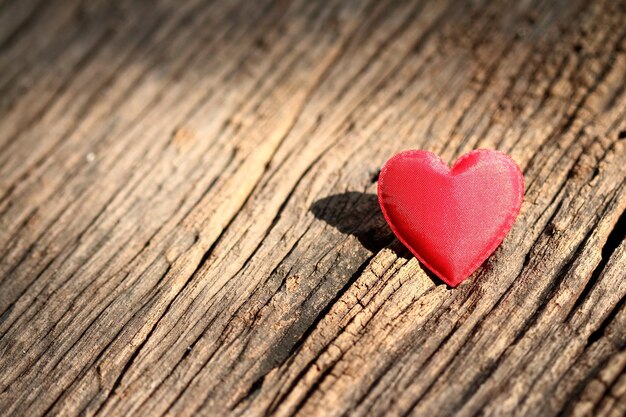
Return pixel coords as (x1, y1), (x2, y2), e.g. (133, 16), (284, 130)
(377, 149), (524, 287)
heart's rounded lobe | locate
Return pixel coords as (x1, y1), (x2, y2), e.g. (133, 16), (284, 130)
(377, 149), (524, 287)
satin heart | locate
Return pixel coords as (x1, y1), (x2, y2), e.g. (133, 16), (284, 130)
(377, 149), (524, 287)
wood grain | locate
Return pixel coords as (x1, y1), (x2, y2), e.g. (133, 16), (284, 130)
(1, 0), (625, 416)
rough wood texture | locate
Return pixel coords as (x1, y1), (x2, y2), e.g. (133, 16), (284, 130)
(1, 0), (626, 416)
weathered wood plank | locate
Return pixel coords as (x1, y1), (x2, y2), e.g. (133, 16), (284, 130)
(1, 0), (625, 416)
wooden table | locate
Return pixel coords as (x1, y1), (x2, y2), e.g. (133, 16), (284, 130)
(1, 0), (625, 416)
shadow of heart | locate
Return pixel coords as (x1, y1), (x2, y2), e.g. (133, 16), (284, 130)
(310, 192), (403, 255)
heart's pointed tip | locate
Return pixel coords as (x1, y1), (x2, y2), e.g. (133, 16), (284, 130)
(438, 272), (469, 288)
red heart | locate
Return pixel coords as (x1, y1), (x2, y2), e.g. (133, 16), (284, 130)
(377, 149), (524, 287)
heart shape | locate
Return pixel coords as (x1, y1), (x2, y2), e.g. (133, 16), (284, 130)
(377, 149), (524, 287)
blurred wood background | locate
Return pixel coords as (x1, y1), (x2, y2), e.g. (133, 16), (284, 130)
(1, 0), (626, 416)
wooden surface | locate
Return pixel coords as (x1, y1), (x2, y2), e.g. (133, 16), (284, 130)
(1, 0), (626, 416)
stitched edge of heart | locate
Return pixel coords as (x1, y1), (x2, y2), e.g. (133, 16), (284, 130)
(377, 149), (525, 287)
